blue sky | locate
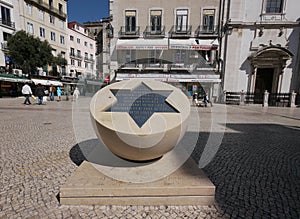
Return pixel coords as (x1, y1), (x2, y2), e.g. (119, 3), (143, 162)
(67, 0), (109, 24)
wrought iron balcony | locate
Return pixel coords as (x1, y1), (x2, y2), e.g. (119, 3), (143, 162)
(24, 0), (66, 20)
(119, 26), (140, 38)
(169, 25), (192, 38)
(69, 53), (83, 60)
(0, 19), (15, 29)
(194, 25), (218, 37)
(84, 57), (95, 62)
(143, 26), (165, 38)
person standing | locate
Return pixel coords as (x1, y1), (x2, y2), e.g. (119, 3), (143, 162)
(73, 87), (80, 101)
(21, 82), (32, 105)
(56, 87), (62, 101)
(35, 83), (45, 105)
(49, 84), (56, 101)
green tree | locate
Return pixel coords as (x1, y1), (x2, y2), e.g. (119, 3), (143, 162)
(6, 30), (53, 75)
(52, 54), (67, 66)
(51, 54), (67, 76)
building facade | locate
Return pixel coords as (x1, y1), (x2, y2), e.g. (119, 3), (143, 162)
(109, 0), (221, 100)
(83, 20), (106, 82)
(17, 0), (68, 76)
(67, 21), (97, 93)
(0, 0), (19, 70)
(221, 0), (300, 97)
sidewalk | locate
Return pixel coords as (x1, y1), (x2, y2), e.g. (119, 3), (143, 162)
(0, 98), (299, 218)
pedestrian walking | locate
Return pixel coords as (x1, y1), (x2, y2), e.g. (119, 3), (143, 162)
(73, 87), (80, 101)
(21, 82), (32, 105)
(203, 92), (212, 107)
(56, 87), (62, 101)
(49, 84), (56, 101)
(35, 83), (45, 105)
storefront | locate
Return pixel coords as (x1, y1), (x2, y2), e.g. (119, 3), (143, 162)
(114, 37), (220, 100)
(31, 78), (63, 87)
(0, 74), (31, 97)
(115, 73), (221, 101)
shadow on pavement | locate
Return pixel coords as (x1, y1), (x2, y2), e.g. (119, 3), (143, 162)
(191, 123), (300, 219)
(69, 139), (158, 168)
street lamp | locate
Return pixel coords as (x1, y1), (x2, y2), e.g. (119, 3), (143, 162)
(106, 23), (114, 38)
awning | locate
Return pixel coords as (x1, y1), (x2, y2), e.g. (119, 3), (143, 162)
(0, 76), (31, 83)
(116, 73), (221, 83)
(169, 39), (218, 50)
(86, 80), (103, 86)
(31, 78), (63, 86)
(116, 39), (168, 50)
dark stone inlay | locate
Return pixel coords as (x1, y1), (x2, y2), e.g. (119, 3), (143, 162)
(106, 83), (179, 127)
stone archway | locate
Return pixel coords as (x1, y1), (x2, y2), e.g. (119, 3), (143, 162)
(248, 45), (293, 94)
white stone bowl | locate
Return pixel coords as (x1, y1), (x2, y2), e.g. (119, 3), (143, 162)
(90, 79), (190, 161)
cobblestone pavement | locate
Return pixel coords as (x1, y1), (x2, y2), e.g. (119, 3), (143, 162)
(0, 97), (299, 218)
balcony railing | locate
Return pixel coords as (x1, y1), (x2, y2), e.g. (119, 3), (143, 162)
(261, 13), (286, 22)
(143, 26), (165, 38)
(69, 53), (83, 60)
(194, 25), (218, 37)
(0, 19), (15, 29)
(170, 63), (196, 72)
(119, 26), (140, 38)
(84, 57), (95, 62)
(169, 25), (192, 38)
(118, 62), (216, 72)
(25, 0), (66, 20)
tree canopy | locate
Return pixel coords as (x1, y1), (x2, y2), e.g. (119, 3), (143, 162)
(5, 30), (66, 75)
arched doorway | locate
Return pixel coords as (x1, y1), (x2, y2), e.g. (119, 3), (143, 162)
(248, 45), (293, 98)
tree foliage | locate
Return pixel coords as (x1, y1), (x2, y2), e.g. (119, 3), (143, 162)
(53, 54), (67, 66)
(6, 30), (54, 74)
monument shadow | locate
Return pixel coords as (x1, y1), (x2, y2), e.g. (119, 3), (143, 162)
(191, 123), (300, 218)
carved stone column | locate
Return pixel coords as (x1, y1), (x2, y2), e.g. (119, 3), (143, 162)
(250, 67), (257, 93)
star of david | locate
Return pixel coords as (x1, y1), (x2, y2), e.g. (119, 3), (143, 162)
(106, 83), (179, 128)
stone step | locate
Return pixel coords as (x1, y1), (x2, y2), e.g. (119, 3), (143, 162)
(60, 158), (215, 205)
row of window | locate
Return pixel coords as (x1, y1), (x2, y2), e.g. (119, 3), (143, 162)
(27, 22), (65, 44)
(35, 0), (64, 11)
(123, 8), (216, 33)
(70, 59), (93, 69)
(70, 48), (94, 60)
(26, 3), (65, 29)
(69, 35), (94, 49)
(123, 0), (284, 33)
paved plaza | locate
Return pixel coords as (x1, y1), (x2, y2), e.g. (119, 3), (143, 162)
(0, 97), (299, 218)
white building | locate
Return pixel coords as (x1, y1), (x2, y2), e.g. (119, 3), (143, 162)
(221, 0), (300, 99)
(0, 0), (19, 70)
(17, 0), (68, 76)
(109, 0), (221, 100)
(67, 21), (96, 80)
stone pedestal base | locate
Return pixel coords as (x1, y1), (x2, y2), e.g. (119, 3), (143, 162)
(60, 158), (215, 205)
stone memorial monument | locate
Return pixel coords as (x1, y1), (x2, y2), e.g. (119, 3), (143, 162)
(90, 79), (190, 161)
(60, 79), (215, 205)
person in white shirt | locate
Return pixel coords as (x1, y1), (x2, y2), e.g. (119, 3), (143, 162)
(73, 87), (80, 101)
(21, 82), (32, 105)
